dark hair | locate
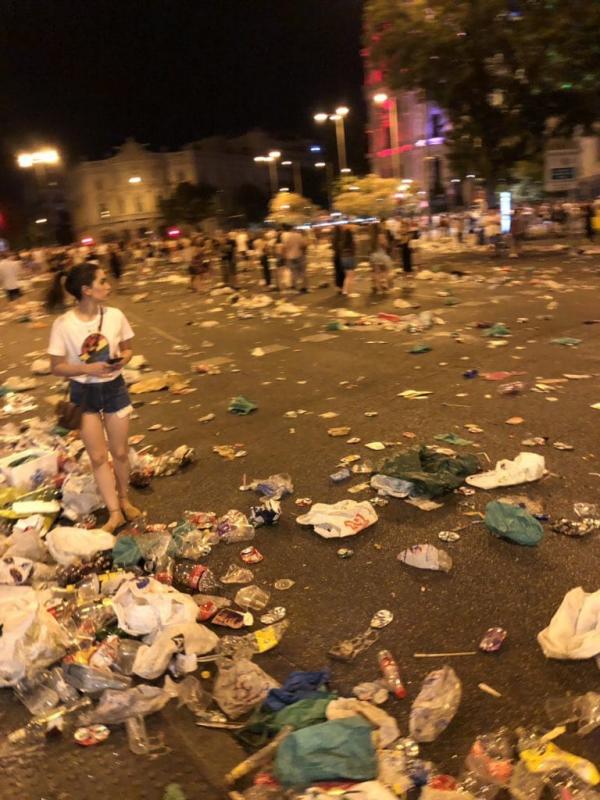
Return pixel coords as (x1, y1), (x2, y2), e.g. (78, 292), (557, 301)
(64, 263), (100, 301)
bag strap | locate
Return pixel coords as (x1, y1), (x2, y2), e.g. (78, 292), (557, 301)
(98, 306), (104, 333)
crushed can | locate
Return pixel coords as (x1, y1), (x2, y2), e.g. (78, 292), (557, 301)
(479, 627), (507, 652)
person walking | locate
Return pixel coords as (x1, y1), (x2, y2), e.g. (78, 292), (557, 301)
(48, 262), (141, 533)
(369, 231), (394, 295)
(331, 226), (345, 294)
(281, 226), (308, 293)
(339, 225), (356, 296)
(0, 251), (23, 301)
(398, 221), (414, 274)
(108, 245), (123, 281)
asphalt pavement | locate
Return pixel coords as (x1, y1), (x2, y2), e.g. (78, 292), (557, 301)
(1, 241), (599, 799)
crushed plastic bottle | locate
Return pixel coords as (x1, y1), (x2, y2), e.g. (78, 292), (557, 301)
(378, 649), (406, 699)
(234, 585), (270, 611)
(409, 666), (462, 742)
(8, 697), (92, 745)
(517, 728), (599, 786)
(398, 544), (453, 573)
(217, 620), (289, 658)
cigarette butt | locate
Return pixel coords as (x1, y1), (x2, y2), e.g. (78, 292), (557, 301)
(478, 682), (502, 698)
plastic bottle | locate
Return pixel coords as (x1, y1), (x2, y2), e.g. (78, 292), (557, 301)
(172, 560), (216, 593)
(378, 649), (407, 699)
(8, 697), (92, 744)
(234, 585), (270, 612)
(409, 666), (462, 743)
(217, 620), (289, 658)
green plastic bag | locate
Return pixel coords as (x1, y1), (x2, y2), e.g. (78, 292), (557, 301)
(409, 343), (432, 354)
(236, 694), (335, 749)
(551, 337), (581, 347)
(377, 446), (479, 498)
(434, 433), (474, 446)
(274, 716), (377, 788)
(484, 323), (510, 338)
(228, 395), (258, 415)
(485, 501), (544, 546)
(112, 535), (143, 566)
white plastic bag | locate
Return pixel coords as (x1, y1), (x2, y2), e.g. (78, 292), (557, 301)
(45, 526), (115, 566)
(537, 587), (600, 660)
(2, 515), (48, 561)
(397, 544), (453, 572)
(213, 656), (279, 719)
(0, 585), (68, 686)
(0, 556), (34, 585)
(297, 500), (378, 538)
(61, 472), (104, 518)
(112, 577), (199, 637)
(132, 621), (218, 680)
(466, 453), (544, 490)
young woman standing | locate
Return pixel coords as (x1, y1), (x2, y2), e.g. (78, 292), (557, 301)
(48, 263), (141, 533)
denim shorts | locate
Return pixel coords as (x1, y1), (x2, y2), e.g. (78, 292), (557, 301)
(69, 375), (131, 414)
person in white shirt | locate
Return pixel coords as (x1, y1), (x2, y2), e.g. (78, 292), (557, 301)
(281, 227), (308, 292)
(48, 262), (141, 532)
(0, 252), (22, 300)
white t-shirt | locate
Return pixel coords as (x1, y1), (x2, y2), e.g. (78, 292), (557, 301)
(0, 258), (21, 290)
(47, 306), (134, 384)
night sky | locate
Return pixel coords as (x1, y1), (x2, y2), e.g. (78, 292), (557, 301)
(0, 0), (366, 167)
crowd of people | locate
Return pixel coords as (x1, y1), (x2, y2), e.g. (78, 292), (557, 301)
(0, 198), (598, 306)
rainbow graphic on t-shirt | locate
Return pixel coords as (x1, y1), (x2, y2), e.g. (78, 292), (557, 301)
(80, 333), (110, 363)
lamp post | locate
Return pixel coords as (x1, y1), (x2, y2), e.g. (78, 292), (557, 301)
(315, 161), (333, 212)
(16, 148), (62, 233)
(281, 160), (303, 196)
(314, 106), (350, 173)
(254, 152), (281, 196)
(373, 93), (401, 179)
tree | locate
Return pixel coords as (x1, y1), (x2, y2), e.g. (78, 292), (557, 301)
(159, 181), (216, 226)
(268, 192), (321, 226)
(365, 0), (600, 195)
(333, 174), (416, 218)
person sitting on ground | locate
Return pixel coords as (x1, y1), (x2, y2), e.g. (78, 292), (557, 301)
(48, 262), (142, 533)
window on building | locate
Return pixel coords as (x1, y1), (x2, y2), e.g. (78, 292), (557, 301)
(431, 113), (443, 139)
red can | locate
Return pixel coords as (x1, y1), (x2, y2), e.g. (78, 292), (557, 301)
(240, 546), (264, 564)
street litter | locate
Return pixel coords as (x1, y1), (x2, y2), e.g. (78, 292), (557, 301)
(297, 500), (378, 538)
(537, 587), (600, 659)
(228, 396), (258, 415)
(397, 544), (453, 572)
(485, 501), (544, 546)
(466, 452), (545, 489)
(409, 666), (461, 742)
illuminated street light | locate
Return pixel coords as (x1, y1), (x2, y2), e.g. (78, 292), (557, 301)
(372, 91), (401, 179)
(268, 150), (281, 159)
(340, 167), (352, 174)
(17, 149), (60, 168)
(280, 160), (303, 194)
(279, 187), (290, 192)
(254, 153), (279, 194)
(281, 160), (292, 166)
(35, 218), (47, 224)
(312, 106), (350, 172)
(254, 156), (266, 163)
(128, 176), (142, 184)
(314, 162), (326, 168)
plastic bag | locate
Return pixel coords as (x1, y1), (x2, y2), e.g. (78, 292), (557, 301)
(60, 472), (104, 519)
(112, 577), (199, 637)
(132, 621), (218, 680)
(397, 544), (453, 572)
(213, 656), (279, 719)
(2, 515), (48, 561)
(370, 474), (415, 498)
(62, 662), (132, 693)
(0, 585), (68, 687)
(296, 500), (378, 538)
(545, 692), (600, 736)
(216, 511), (255, 543)
(45, 526), (115, 566)
(465, 728), (514, 786)
(0, 556), (35, 585)
(485, 502), (544, 546)
(537, 587), (600, 659)
(249, 473), (294, 500)
(221, 564), (254, 584)
(274, 716), (377, 788)
(466, 453), (544, 490)
(81, 684), (172, 725)
(409, 666), (462, 742)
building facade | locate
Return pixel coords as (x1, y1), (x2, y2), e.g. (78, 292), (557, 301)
(363, 47), (452, 210)
(545, 136), (600, 198)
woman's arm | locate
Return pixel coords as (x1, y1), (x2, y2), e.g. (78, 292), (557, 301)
(116, 337), (134, 367)
(50, 355), (116, 378)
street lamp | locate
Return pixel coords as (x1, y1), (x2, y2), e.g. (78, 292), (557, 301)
(281, 160), (303, 195)
(313, 107), (350, 172)
(35, 218), (47, 224)
(16, 148), (62, 240)
(128, 176), (142, 184)
(373, 93), (401, 179)
(254, 155), (278, 195)
(315, 162), (334, 212)
(16, 149), (60, 169)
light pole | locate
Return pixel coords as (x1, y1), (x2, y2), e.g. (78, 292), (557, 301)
(315, 161), (333, 212)
(281, 160), (303, 195)
(314, 106), (350, 173)
(16, 148), (62, 233)
(373, 93), (401, 179)
(254, 152), (281, 196)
